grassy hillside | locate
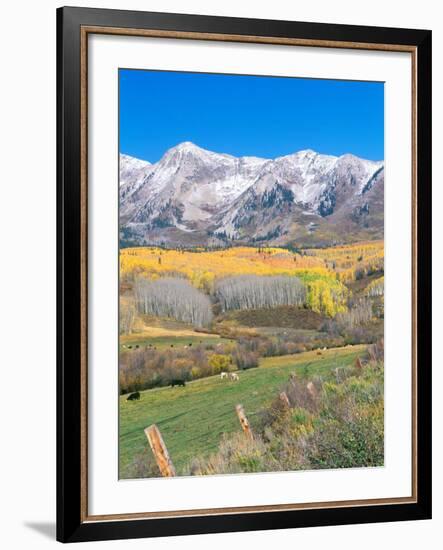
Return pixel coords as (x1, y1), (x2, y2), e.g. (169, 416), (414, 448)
(121, 333), (228, 351)
(119, 344), (366, 478)
(120, 315), (232, 350)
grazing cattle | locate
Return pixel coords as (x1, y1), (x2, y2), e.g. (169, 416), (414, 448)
(127, 345), (132, 349)
(220, 372), (228, 380)
(170, 379), (186, 388)
(229, 372), (239, 381)
(316, 351), (322, 355)
(127, 391), (140, 401)
(135, 345), (139, 349)
(188, 343), (192, 347)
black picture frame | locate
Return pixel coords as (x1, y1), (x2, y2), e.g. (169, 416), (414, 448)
(57, 6), (432, 543)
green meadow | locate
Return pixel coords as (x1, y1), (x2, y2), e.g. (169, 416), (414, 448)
(119, 344), (366, 477)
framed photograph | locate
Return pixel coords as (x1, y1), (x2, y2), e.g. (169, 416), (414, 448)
(57, 6), (432, 543)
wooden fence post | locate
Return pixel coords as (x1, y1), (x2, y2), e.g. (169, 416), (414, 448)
(235, 404), (253, 439)
(144, 424), (176, 477)
(279, 391), (291, 409)
(306, 381), (317, 400)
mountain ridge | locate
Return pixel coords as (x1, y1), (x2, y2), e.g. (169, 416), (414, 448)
(119, 142), (384, 248)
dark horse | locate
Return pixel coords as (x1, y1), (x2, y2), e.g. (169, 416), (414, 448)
(127, 391), (140, 401)
(170, 379), (186, 388)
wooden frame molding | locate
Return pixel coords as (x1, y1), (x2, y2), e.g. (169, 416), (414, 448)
(58, 7), (431, 542)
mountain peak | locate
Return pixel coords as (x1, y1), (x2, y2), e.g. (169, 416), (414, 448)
(160, 141), (219, 163)
(171, 141), (208, 155)
(297, 148), (317, 156)
(175, 141), (200, 150)
(120, 152), (151, 165)
(160, 142), (240, 170)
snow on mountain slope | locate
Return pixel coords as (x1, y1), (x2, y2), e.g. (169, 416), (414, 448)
(119, 154), (151, 187)
(121, 143), (268, 227)
(120, 142), (384, 246)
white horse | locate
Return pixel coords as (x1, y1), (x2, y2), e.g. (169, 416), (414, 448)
(220, 372), (228, 380)
(229, 372), (239, 381)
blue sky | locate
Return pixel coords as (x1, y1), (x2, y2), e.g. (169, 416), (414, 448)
(119, 69), (384, 163)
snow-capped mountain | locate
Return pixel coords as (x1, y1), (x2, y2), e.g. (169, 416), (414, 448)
(120, 142), (384, 247)
(119, 153), (151, 187)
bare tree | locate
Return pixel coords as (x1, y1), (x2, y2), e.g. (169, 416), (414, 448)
(335, 298), (373, 330)
(119, 300), (136, 335)
(134, 277), (213, 327)
(215, 275), (306, 312)
(366, 277), (384, 297)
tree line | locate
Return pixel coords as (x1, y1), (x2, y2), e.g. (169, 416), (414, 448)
(134, 277), (213, 328)
(215, 275), (306, 312)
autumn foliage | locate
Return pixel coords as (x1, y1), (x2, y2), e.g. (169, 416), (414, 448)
(305, 240), (384, 283)
(120, 245), (363, 317)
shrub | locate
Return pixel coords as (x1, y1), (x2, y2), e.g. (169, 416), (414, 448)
(169, 358), (194, 380)
(124, 444), (161, 479)
(191, 367), (201, 379)
(187, 350), (384, 475)
(233, 349), (259, 370)
(335, 298), (373, 331)
(306, 402), (384, 468)
(186, 432), (270, 476)
(208, 354), (232, 374)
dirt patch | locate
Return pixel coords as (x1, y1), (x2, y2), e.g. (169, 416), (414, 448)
(221, 306), (325, 330)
